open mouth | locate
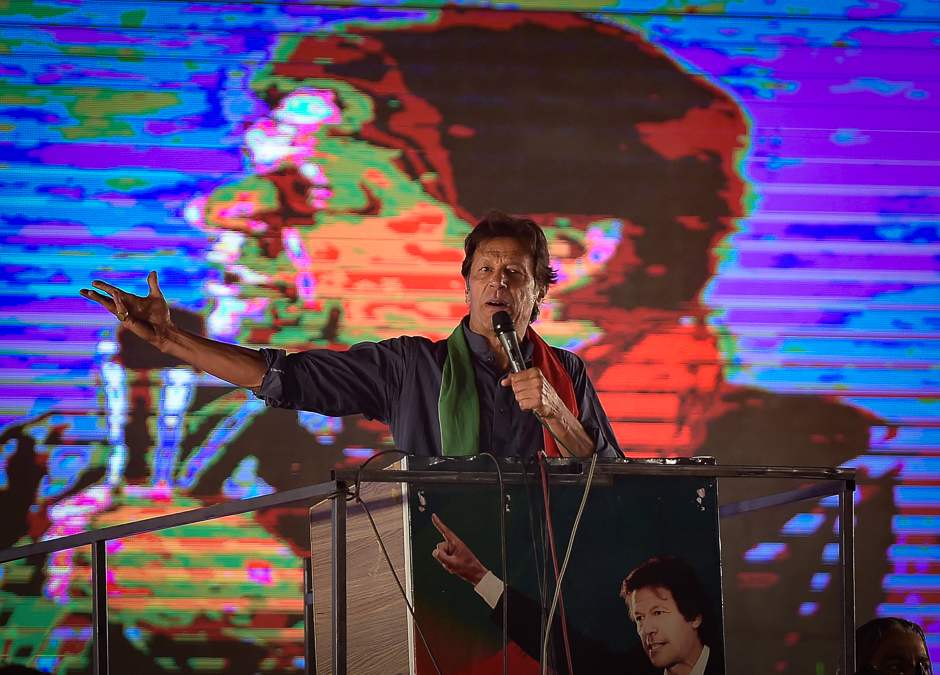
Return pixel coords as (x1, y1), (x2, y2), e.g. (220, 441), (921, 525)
(486, 300), (509, 309)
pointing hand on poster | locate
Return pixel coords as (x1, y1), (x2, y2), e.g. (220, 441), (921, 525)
(431, 513), (489, 586)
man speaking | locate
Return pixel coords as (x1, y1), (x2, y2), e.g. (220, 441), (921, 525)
(81, 211), (618, 458)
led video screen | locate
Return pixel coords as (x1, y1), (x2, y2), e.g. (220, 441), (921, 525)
(0, 1), (938, 672)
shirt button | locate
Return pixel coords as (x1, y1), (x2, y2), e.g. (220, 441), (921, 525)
(499, 408), (506, 414)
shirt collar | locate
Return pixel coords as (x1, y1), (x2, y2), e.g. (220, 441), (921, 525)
(462, 315), (534, 361)
(672, 644), (709, 675)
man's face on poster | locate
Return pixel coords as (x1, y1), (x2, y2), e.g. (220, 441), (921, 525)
(630, 585), (704, 670)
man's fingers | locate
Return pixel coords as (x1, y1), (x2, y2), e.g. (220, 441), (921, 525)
(80, 288), (117, 312)
(503, 368), (542, 388)
(431, 513), (458, 543)
(147, 270), (164, 297)
(432, 545), (459, 573)
(433, 542), (455, 559)
(90, 279), (123, 297)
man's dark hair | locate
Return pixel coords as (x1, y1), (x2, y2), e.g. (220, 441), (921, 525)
(461, 209), (558, 323)
(857, 617), (932, 673)
(620, 555), (722, 650)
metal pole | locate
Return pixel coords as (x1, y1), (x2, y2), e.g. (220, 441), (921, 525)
(91, 539), (109, 675)
(304, 556), (316, 675)
(332, 480), (348, 675)
(840, 478), (856, 675)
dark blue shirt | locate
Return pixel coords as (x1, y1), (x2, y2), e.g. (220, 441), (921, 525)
(256, 317), (619, 457)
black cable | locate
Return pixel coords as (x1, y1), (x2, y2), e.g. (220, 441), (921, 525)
(537, 452), (575, 675)
(521, 458), (552, 672)
(520, 460), (546, 604)
(356, 492), (444, 675)
(534, 410), (627, 460)
(350, 448), (411, 502)
(533, 412), (577, 458)
(348, 449), (445, 675)
(479, 453), (510, 675)
(541, 453), (599, 675)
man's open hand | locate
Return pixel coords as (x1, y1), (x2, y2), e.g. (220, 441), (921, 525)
(80, 271), (174, 349)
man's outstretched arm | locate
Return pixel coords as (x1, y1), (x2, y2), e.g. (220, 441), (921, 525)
(81, 271), (268, 390)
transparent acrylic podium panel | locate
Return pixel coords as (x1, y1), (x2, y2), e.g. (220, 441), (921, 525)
(309, 458), (854, 675)
(309, 477), (411, 675)
(718, 474), (854, 674)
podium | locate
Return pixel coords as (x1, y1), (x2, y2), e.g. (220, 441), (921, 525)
(308, 457), (856, 675)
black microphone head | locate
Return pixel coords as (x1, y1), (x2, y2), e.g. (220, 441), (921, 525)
(492, 310), (514, 336)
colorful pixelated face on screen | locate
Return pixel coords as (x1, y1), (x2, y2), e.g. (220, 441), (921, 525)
(196, 10), (747, 351)
(198, 83), (470, 347)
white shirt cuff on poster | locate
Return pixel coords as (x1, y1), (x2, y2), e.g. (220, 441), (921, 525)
(474, 570), (504, 609)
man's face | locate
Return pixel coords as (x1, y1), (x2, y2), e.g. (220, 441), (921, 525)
(630, 585), (704, 671)
(465, 237), (542, 340)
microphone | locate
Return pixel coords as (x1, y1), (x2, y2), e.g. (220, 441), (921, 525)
(492, 310), (527, 373)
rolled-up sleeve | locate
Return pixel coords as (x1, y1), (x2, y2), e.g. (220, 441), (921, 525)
(253, 341), (405, 423)
(255, 348), (290, 404)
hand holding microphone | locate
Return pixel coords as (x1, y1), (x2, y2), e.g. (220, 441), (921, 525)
(492, 311), (593, 457)
(493, 311), (556, 419)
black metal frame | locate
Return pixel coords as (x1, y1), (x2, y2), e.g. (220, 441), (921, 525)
(0, 461), (855, 675)
(0, 482), (336, 675)
(327, 461), (856, 675)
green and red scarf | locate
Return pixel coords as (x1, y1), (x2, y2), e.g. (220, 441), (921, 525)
(439, 323), (578, 457)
